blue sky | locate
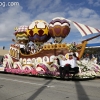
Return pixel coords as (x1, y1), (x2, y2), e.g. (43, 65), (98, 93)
(0, 0), (100, 49)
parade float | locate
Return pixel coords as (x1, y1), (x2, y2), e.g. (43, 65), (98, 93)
(2, 17), (100, 79)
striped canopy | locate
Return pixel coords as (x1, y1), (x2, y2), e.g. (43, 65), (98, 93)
(66, 19), (100, 36)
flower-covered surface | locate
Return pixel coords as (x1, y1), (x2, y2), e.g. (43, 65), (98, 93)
(14, 25), (29, 44)
(2, 53), (100, 79)
(49, 17), (70, 43)
(76, 58), (100, 79)
(67, 42), (78, 52)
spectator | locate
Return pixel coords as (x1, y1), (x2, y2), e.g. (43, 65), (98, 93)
(0, 57), (3, 65)
(3, 46), (5, 50)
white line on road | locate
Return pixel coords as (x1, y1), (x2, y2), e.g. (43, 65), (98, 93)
(0, 77), (55, 88)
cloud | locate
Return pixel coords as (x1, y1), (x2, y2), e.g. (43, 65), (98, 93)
(94, 0), (100, 6)
(27, 0), (62, 12)
(0, 5), (31, 42)
(88, 0), (94, 4)
(63, 6), (100, 43)
(0, 0), (100, 46)
(67, 7), (100, 31)
(88, 0), (100, 6)
(33, 12), (66, 22)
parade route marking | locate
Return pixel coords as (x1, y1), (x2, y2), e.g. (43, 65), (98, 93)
(0, 77), (55, 88)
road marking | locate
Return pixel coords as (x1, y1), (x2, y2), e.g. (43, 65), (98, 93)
(0, 77), (55, 88)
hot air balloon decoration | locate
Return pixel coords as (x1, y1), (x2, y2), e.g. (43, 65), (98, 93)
(14, 25), (29, 45)
(26, 20), (51, 49)
(49, 17), (70, 43)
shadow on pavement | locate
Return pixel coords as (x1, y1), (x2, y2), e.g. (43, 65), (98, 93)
(75, 81), (90, 100)
(27, 79), (52, 100)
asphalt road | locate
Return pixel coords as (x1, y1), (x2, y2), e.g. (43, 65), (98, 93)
(0, 73), (100, 100)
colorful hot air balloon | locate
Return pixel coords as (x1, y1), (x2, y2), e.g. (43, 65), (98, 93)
(14, 25), (29, 44)
(49, 17), (70, 43)
(26, 20), (51, 46)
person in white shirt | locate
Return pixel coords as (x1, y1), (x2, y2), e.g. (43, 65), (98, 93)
(19, 43), (25, 54)
(59, 56), (67, 79)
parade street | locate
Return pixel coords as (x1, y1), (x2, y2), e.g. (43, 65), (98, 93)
(0, 73), (100, 100)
